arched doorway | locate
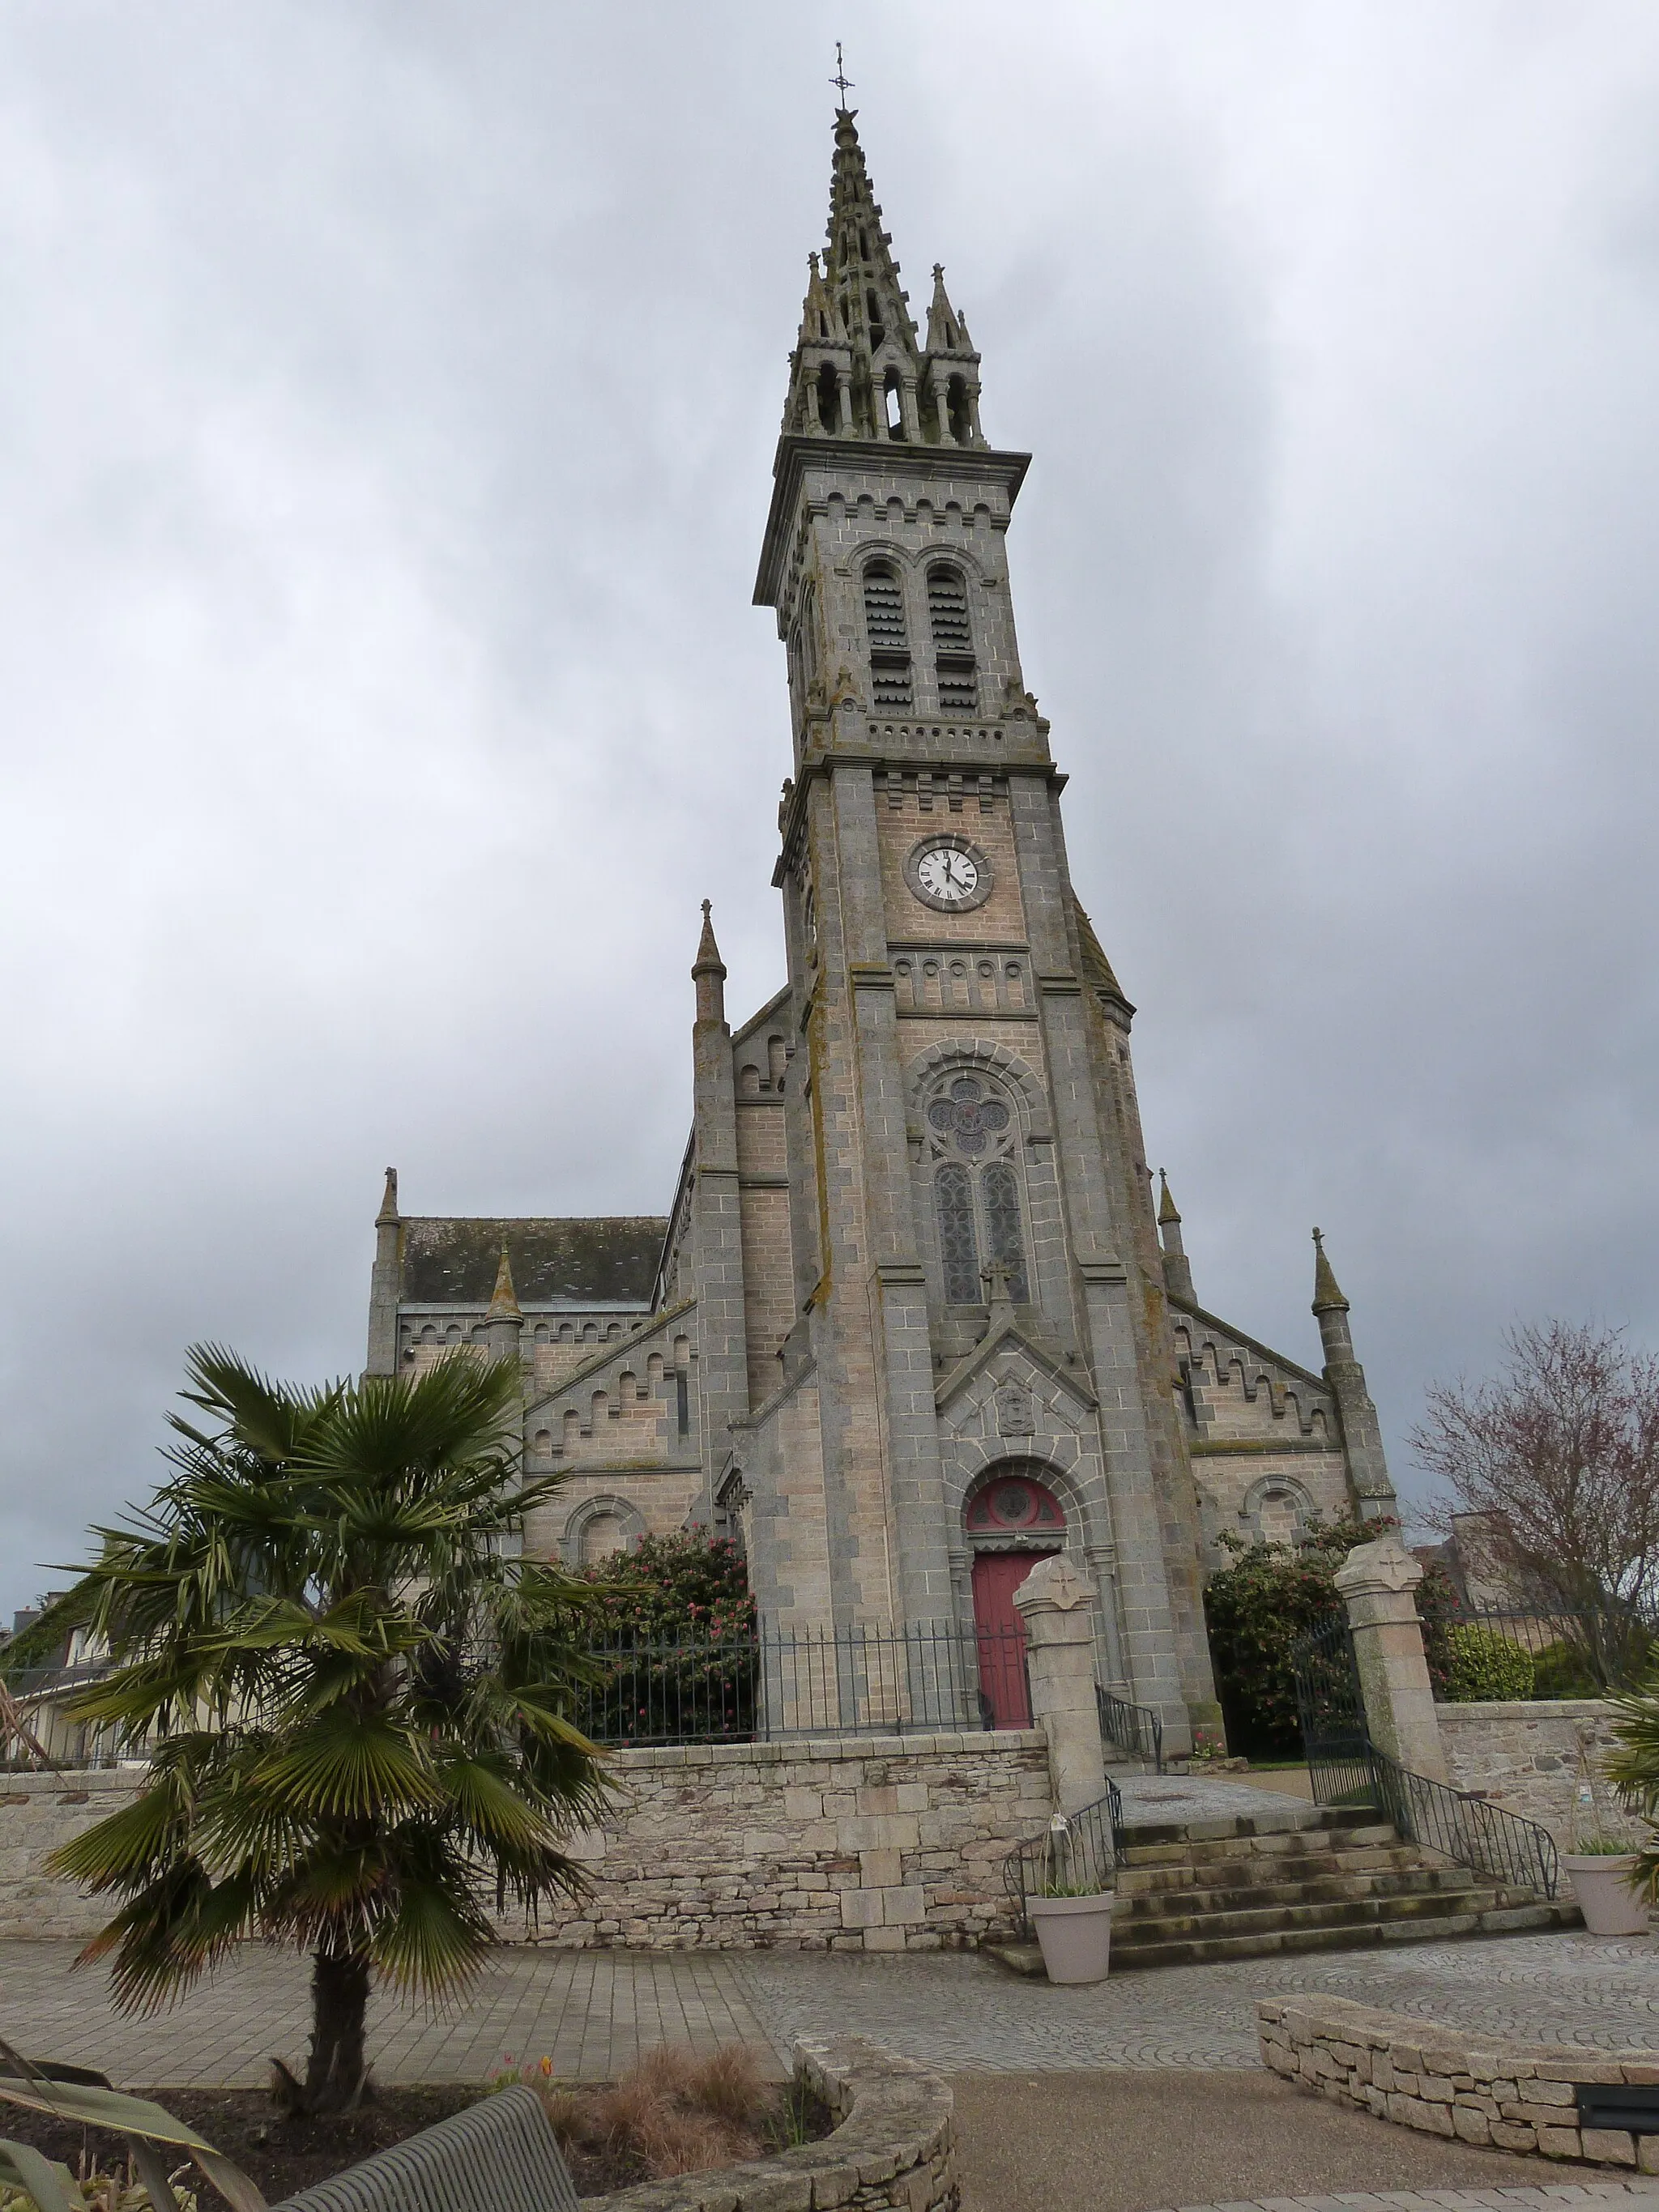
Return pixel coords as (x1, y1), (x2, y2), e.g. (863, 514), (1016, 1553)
(966, 1468), (1067, 1727)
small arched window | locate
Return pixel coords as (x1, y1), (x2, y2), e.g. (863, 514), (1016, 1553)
(882, 367), (905, 441)
(928, 565), (978, 714)
(816, 360), (839, 433)
(948, 373), (972, 445)
(862, 560), (912, 709)
(789, 582), (818, 718)
(867, 287), (886, 352)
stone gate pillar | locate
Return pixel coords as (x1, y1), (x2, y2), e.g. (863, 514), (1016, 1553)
(1013, 1554), (1109, 1813)
(1333, 1535), (1448, 1783)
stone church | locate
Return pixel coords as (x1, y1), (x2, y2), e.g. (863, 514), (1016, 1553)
(364, 108), (1397, 1752)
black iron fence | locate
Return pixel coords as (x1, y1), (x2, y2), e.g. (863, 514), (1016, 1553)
(1432, 1601), (1654, 1700)
(572, 1621), (1034, 1746)
(1096, 1684), (1165, 1773)
(1003, 1780), (1122, 1933)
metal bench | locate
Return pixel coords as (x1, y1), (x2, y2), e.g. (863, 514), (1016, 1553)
(269, 2085), (580, 2212)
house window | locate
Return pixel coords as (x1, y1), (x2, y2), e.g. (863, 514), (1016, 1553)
(927, 565), (977, 714)
(863, 560), (912, 708)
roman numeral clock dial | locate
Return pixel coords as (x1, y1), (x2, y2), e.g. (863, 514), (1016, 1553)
(906, 837), (992, 914)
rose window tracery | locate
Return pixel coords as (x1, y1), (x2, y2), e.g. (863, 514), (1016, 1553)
(928, 1075), (1010, 1157)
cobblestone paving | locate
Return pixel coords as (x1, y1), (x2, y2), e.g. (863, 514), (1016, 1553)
(1114, 1773), (1323, 1825)
(0, 1942), (773, 2087)
(1150, 2193), (1659, 2212)
(736, 1931), (1659, 2074)
(2, 1929), (1654, 2085)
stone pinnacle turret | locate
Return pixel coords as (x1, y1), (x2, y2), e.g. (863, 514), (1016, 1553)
(692, 899), (727, 1029)
(366, 1166), (402, 1377)
(485, 1241), (523, 1365)
(1311, 1228), (1397, 1524)
(1157, 1170), (1196, 1305)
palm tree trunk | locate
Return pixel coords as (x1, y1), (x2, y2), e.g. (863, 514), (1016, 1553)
(302, 1946), (371, 2112)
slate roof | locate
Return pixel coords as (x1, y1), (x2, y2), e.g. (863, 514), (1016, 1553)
(399, 1217), (668, 1306)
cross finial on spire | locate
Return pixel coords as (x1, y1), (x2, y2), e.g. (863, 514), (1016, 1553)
(830, 41), (854, 110)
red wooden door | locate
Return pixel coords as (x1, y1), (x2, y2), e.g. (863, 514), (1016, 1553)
(971, 1551), (1038, 1727)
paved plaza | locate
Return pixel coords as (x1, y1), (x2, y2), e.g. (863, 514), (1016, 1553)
(1, 1928), (1655, 2086)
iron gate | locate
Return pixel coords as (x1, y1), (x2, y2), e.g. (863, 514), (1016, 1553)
(1290, 1614), (1376, 1808)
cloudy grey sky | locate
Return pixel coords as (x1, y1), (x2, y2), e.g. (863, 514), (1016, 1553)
(3, 2), (1657, 1619)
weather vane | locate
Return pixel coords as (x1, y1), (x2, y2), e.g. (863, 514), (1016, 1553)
(830, 41), (854, 108)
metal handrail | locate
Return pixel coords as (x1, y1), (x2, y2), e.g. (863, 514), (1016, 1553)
(1290, 1616), (1561, 1901)
(1367, 1743), (1560, 1900)
(1002, 1778), (1123, 1934)
(1096, 1682), (1165, 1773)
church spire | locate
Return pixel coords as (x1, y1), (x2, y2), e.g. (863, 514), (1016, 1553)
(780, 108), (984, 449)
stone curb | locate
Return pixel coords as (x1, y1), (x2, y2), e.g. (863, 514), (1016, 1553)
(1260, 1993), (1659, 2170)
(583, 2033), (957, 2210)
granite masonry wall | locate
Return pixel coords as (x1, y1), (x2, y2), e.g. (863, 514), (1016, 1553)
(3, 1734), (1051, 1955)
(1260, 1993), (1659, 2170)
(521, 1730), (1051, 1952)
(1438, 1700), (1619, 1844)
(591, 2035), (959, 2212)
(0, 1768), (147, 1940)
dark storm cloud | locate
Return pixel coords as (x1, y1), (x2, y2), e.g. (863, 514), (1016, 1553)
(3, 3), (1657, 1612)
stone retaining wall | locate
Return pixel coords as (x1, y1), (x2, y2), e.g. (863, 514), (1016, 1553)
(0, 1768), (146, 1940)
(589, 2035), (958, 2210)
(524, 1730), (1050, 1952)
(1260, 1993), (1659, 2170)
(2, 1734), (1051, 1955)
(1438, 1700), (1619, 1843)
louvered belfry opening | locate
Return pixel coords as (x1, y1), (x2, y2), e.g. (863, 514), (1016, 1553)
(928, 564), (978, 714)
(863, 559), (913, 708)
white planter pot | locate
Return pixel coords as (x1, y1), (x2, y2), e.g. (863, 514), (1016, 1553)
(1563, 1854), (1650, 1937)
(1027, 1890), (1115, 1984)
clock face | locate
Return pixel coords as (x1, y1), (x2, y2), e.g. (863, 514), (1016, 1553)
(915, 844), (982, 904)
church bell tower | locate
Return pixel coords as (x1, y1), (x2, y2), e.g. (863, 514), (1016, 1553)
(745, 104), (1221, 1749)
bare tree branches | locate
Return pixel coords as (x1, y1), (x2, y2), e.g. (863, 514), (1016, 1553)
(1412, 1321), (1659, 1630)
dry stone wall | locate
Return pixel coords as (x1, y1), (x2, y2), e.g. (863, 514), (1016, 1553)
(2, 1736), (1050, 1955)
(1260, 1993), (1659, 2170)
(589, 2035), (959, 2211)
(0, 1769), (146, 1940)
(1438, 1700), (1619, 1843)
(518, 1730), (1050, 1952)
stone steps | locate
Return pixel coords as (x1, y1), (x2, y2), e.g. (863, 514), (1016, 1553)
(987, 1796), (1579, 1976)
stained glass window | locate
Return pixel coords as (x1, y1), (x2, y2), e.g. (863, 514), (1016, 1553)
(983, 1161), (1029, 1302)
(936, 1162), (979, 1305)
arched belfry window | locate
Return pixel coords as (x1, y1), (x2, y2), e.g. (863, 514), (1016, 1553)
(925, 1069), (1030, 1304)
(862, 560), (912, 709)
(927, 565), (977, 714)
(816, 360), (839, 433)
(789, 582), (818, 719)
(882, 367), (906, 441)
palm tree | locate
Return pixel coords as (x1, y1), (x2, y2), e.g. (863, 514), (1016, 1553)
(44, 1345), (609, 2113)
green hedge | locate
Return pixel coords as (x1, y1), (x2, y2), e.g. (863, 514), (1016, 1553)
(1439, 1622), (1534, 1702)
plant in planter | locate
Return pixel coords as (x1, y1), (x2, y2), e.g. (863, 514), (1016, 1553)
(1025, 1812), (1116, 1985)
(1563, 1731), (1649, 1937)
